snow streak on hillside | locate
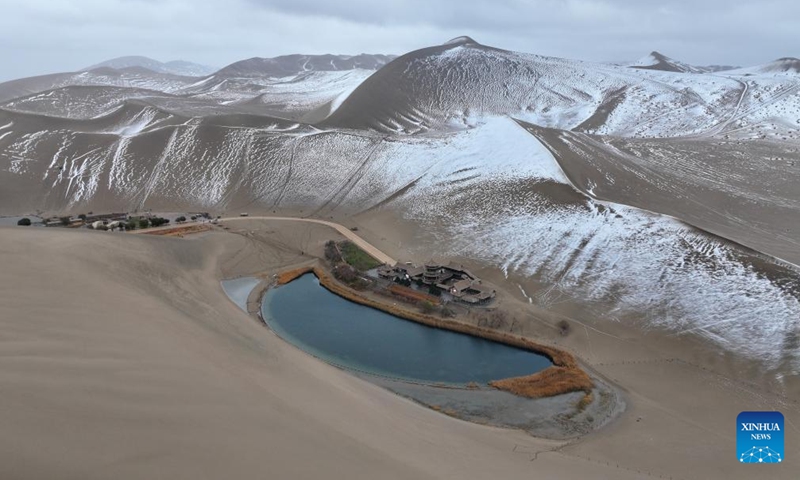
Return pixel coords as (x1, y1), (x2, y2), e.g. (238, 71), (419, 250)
(325, 39), (800, 142)
(381, 119), (800, 373)
(0, 109), (798, 372)
(1, 40), (799, 374)
(325, 41), (741, 137)
(2, 86), (176, 120)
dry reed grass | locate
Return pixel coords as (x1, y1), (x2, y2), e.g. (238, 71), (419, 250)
(141, 224), (211, 237)
(488, 367), (593, 399)
(577, 392), (594, 411)
(276, 266), (316, 285)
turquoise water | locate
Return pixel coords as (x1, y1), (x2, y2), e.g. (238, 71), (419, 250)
(261, 274), (551, 384)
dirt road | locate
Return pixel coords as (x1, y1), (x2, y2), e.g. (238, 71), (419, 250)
(220, 216), (397, 265)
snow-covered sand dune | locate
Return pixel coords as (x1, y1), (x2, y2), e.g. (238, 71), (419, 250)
(1, 39), (799, 373)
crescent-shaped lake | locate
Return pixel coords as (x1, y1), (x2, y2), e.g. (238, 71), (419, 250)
(261, 274), (552, 385)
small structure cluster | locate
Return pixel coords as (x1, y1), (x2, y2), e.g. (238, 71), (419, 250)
(31, 211), (213, 231)
(378, 261), (496, 305)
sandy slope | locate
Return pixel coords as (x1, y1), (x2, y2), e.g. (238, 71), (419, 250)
(220, 215), (396, 264)
(2, 223), (798, 479)
(0, 226), (648, 480)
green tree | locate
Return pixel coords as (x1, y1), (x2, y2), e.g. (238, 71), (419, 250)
(149, 217), (170, 227)
(138, 218), (150, 229)
(126, 220), (137, 231)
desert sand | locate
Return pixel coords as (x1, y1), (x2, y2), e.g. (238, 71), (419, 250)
(0, 220), (797, 479)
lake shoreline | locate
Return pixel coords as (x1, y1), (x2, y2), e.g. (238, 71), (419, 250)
(274, 262), (595, 397)
(244, 260), (624, 439)
(5, 218), (794, 479)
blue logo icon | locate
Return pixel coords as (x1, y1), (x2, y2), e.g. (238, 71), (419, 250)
(737, 411), (784, 464)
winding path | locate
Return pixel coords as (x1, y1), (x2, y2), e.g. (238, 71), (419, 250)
(220, 216), (397, 265)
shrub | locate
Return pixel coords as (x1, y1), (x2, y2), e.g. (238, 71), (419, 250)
(333, 264), (358, 283)
(332, 264), (369, 290)
(428, 285), (442, 296)
(324, 240), (343, 264)
(126, 220), (137, 231)
(420, 301), (436, 314)
(138, 218), (150, 229)
(78, 214), (87, 221)
(59, 216), (71, 226)
(557, 319), (571, 336)
(17, 217), (31, 226)
(176, 216), (187, 223)
(149, 217), (170, 228)
(477, 311), (509, 330)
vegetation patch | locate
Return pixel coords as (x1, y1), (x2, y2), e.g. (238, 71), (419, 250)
(324, 240), (343, 264)
(126, 216), (170, 231)
(140, 224), (210, 237)
(576, 392), (594, 412)
(332, 264), (369, 290)
(339, 241), (382, 271)
(489, 366), (593, 399)
(276, 266), (316, 285)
